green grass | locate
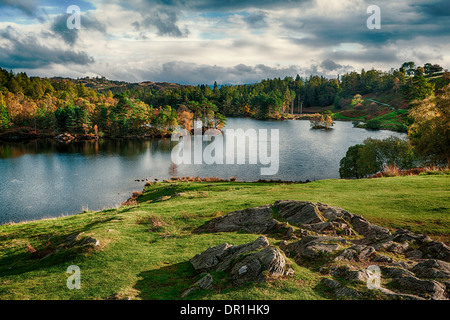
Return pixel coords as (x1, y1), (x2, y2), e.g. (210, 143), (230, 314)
(331, 90), (409, 131)
(333, 109), (408, 131)
(0, 176), (448, 300)
(332, 113), (366, 121)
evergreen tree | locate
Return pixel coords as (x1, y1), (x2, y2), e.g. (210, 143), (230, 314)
(0, 104), (10, 130)
(402, 73), (435, 104)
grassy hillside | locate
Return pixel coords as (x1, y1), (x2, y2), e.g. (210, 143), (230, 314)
(299, 90), (410, 132)
(331, 92), (409, 131)
(0, 176), (448, 300)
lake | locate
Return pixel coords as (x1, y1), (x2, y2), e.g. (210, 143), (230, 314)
(0, 118), (406, 224)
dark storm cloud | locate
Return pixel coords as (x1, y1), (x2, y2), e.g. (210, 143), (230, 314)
(50, 13), (107, 46)
(140, 0), (311, 11)
(125, 0), (450, 46)
(129, 1), (190, 38)
(0, 0), (37, 17)
(411, 0), (450, 18)
(127, 0), (311, 37)
(233, 64), (253, 73)
(244, 11), (268, 28)
(282, 0), (450, 53)
(132, 61), (302, 85)
(0, 26), (94, 69)
(128, 61), (354, 85)
(328, 46), (401, 65)
(286, 14), (402, 49)
(321, 59), (342, 71)
(138, 8), (189, 37)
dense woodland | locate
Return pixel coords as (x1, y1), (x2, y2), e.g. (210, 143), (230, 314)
(0, 62), (448, 135)
(0, 62), (449, 167)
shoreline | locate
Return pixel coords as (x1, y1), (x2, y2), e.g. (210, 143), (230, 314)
(1, 175), (448, 240)
(0, 118), (406, 143)
(0, 128), (174, 143)
(4, 166), (445, 226)
(0, 177), (315, 226)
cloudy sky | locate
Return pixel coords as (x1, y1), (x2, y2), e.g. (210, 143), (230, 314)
(0, 0), (449, 85)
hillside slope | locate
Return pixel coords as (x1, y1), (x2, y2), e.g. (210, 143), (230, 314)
(0, 176), (448, 300)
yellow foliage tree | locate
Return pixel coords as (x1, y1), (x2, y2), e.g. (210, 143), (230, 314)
(408, 84), (450, 164)
(177, 105), (194, 132)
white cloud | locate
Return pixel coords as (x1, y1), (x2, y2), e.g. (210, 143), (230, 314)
(1, 0), (449, 84)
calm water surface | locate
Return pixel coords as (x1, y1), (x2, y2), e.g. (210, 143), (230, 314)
(0, 119), (406, 224)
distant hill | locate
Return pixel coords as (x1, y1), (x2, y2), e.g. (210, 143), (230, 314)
(50, 76), (191, 94)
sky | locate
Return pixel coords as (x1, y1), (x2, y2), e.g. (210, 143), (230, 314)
(0, 0), (449, 85)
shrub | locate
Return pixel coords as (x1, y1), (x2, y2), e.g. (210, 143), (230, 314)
(25, 244), (37, 254)
(352, 120), (361, 127)
(310, 114), (333, 130)
(339, 144), (364, 179)
(132, 191), (143, 198)
(149, 215), (166, 232)
(351, 94), (363, 106)
(381, 164), (400, 177)
(394, 123), (408, 133)
(365, 119), (382, 130)
(339, 137), (417, 179)
(372, 165), (450, 178)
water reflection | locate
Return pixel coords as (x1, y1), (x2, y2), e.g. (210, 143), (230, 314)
(0, 138), (178, 159)
(0, 119), (406, 224)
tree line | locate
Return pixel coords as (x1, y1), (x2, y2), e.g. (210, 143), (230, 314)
(104, 61), (449, 118)
(339, 82), (450, 177)
(0, 68), (225, 137)
(0, 61), (448, 139)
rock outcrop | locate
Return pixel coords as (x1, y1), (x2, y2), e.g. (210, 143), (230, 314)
(274, 200), (324, 225)
(287, 235), (346, 259)
(190, 236), (270, 272)
(411, 259), (450, 279)
(230, 246), (286, 285)
(194, 206), (279, 234)
(393, 276), (447, 300)
(187, 200), (450, 300)
(181, 273), (214, 298)
(185, 236), (289, 296)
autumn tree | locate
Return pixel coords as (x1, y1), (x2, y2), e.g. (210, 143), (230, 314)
(393, 77), (400, 93)
(177, 105), (194, 132)
(351, 94), (363, 106)
(310, 113), (333, 130)
(408, 84), (450, 164)
(0, 103), (10, 130)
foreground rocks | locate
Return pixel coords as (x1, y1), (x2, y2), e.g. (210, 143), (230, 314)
(187, 200), (450, 300)
(184, 236), (289, 297)
(190, 236), (271, 272)
(286, 235), (346, 259)
(194, 205), (279, 234)
(274, 200), (324, 225)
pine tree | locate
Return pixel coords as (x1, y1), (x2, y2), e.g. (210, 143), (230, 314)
(0, 104), (10, 130)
